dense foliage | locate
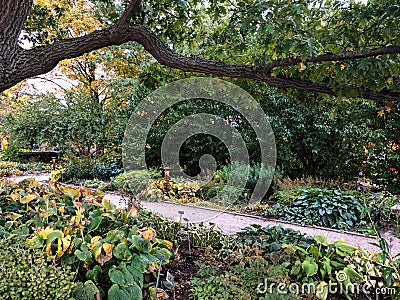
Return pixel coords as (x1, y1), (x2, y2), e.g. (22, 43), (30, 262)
(0, 178), (174, 299)
(265, 185), (398, 233)
(272, 189), (364, 229)
(0, 237), (76, 300)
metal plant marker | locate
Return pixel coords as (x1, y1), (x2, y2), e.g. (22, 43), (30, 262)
(178, 210), (184, 224)
(183, 217), (191, 255)
(166, 271), (177, 299)
(154, 253), (165, 300)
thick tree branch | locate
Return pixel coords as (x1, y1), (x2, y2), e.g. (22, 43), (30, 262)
(262, 46), (400, 72)
(115, 0), (142, 28)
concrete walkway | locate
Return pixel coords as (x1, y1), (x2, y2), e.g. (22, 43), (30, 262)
(3, 174), (400, 255)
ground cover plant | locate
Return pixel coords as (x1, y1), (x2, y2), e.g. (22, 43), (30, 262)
(0, 160), (53, 177)
(186, 226), (400, 300)
(0, 236), (76, 300)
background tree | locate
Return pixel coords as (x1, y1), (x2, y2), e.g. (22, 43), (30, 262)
(0, 0), (399, 101)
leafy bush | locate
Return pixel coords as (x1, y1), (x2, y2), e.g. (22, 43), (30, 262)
(81, 178), (107, 189)
(361, 192), (399, 228)
(0, 178), (174, 298)
(59, 156), (123, 182)
(0, 160), (53, 177)
(236, 224), (314, 252)
(91, 164), (112, 181)
(139, 210), (224, 249)
(1, 143), (19, 161)
(92, 162), (123, 181)
(0, 237), (76, 300)
(60, 156), (95, 182)
(106, 170), (163, 201)
(288, 235), (363, 299)
(269, 189), (364, 229)
(156, 177), (201, 203)
(269, 186), (317, 205)
(216, 225), (313, 264)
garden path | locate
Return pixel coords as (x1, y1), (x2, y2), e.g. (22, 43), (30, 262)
(5, 174), (400, 255)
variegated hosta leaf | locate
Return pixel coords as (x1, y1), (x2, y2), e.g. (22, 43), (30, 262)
(138, 227), (156, 241)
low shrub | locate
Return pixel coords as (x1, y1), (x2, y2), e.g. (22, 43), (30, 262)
(268, 189), (364, 229)
(269, 186), (318, 205)
(59, 156), (124, 183)
(92, 162), (123, 181)
(106, 170), (163, 201)
(1, 143), (19, 161)
(59, 156), (95, 182)
(361, 191), (399, 228)
(0, 160), (53, 177)
(0, 237), (76, 300)
(139, 209), (224, 249)
(236, 224), (314, 252)
(157, 177), (201, 203)
(217, 224), (313, 264)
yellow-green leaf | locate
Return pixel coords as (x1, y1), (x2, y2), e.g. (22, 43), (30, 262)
(20, 194), (36, 204)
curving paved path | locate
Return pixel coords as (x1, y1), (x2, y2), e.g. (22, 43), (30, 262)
(3, 174), (400, 255)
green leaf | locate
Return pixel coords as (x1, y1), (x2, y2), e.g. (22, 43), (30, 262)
(114, 243), (132, 261)
(126, 265), (144, 288)
(290, 260), (301, 276)
(75, 249), (92, 264)
(4, 221), (14, 231)
(314, 235), (328, 246)
(26, 235), (44, 248)
(109, 266), (134, 286)
(87, 216), (102, 233)
(104, 230), (122, 244)
(320, 257), (332, 277)
(130, 254), (151, 273)
(86, 265), (102, 283)
(74, 280), (99, 300)
(108, 283), (142, 300)
(316, 281), (329, 300)
(334, 240), (357, 256)
(302, 257), (318, 277)
(131, 236), (151, 253)
(47, 230), (64, 242)
(309, 244), (320, 258)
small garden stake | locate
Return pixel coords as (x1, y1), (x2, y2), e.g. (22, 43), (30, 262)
(166, 271), (177, 300)
(183, 218), (191, 255)
(178, 210), (184, 224)
(183, 217), (189, 229)
(154, 253), (165, 300)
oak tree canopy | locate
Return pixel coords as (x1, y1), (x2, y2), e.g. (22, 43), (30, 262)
(1, 0), (399, 101)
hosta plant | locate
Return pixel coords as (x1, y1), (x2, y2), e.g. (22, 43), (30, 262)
(0, 178), (173, 299)
(269, 189), (364, 229)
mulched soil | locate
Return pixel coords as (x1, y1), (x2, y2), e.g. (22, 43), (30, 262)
(162, 241), (203, 300)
